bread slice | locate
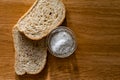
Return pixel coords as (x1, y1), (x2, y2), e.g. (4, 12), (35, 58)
(16, 0), (65, 40)
(12, 26), (47, 75)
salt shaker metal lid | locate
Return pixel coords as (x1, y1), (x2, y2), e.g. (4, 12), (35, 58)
(47, 26), (77, 58)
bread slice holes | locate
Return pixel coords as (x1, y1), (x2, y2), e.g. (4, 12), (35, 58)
(49, 12), (52, 15)
(55, 14), (58, 18)
(44, 20), (47, 22)
(34, 23), (38, 26)
(40, 15), (43, 17)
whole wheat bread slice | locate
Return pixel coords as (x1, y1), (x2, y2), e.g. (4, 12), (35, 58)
(16, 0), (65, 40)
(12, 26), (47, 75)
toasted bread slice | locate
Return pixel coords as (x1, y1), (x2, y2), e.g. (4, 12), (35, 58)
(16, 0), (65, 40)
(12, 26), (47, 75)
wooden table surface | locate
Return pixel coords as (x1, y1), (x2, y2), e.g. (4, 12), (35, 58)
(1, 0), (120, 80)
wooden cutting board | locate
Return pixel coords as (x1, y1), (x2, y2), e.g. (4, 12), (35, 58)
(1, 0), (120, 80)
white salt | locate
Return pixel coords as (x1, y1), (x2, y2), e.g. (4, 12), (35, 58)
(48, 27), (76, 58)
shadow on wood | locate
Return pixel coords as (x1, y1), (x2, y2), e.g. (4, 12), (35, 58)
(46, 50), (79, 80)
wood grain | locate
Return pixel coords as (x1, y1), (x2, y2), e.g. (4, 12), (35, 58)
(1, 0), (120, 80)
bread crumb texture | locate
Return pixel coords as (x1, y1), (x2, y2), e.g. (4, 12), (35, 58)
(13, 27), (47, 75)
(18, 0), (65, 40)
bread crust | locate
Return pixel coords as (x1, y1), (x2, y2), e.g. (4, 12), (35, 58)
(16, 0), (66, 40)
